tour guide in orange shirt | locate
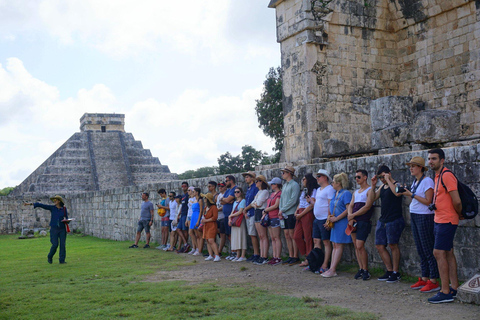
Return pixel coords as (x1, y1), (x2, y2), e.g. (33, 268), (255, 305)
(427, 148), (462, 304)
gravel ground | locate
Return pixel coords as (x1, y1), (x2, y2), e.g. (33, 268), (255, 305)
(147, 253), (480, 320)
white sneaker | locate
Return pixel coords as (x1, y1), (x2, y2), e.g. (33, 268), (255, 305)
(231, 257), (239, 262)
(205, 255), (214, 261)
(236, 257), (247, 262)
(193, 250), (201, 256)
(225, 255), (233, 261)
(214, 255), (221, 262)
(163, 244), (170, 251)
(187, 249), (195, 255)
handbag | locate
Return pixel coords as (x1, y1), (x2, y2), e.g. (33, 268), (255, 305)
(229, 202), (244, 227)
(260, 214), (270, 227)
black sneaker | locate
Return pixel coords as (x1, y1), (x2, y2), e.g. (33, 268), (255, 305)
(386, 272), (401, 283)
(251, 255), (260, 263)
(143, 244), (150, 248)
(378, 271), (393, 281)
(282, 257), (293, 265)
(253, 257), (264, 265)
(362, 270), (371, 281)
(354, 269), (364, 280)
(48, 257), (52, 264)
(129, 244), (138, 248)
(288, 258), (301, 266)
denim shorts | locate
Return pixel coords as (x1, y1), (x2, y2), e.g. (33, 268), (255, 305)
(137, 219), (151, 233)
(312, 218), (331, 240)
(375, 217), (405, 245)
(177, 215), (188, 231)
(434, 222), (457, 251)
(269, 218), (280, 228)
(254, 209), (264, 223)
(353, 220), (371, 242)
(161, 220), (171, 228)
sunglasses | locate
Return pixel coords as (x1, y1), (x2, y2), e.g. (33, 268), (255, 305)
(234, 191), (241, 194)
(355, 176), (362, 179)
(378, 175), (386, 179)
(316, 175), (325, 178)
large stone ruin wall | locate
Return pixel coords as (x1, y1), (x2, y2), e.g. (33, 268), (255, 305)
(269, 0), (480, 162)
(2, 144), (479, 280)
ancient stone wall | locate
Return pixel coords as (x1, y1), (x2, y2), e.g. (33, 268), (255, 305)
(269, 0), (480, 162)
(2, 145), (479, 280)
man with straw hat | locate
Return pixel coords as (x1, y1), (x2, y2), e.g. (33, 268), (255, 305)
(24, 195), (70, 264)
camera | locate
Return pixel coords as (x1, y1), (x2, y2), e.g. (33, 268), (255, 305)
(395, 184), (406, 193)
(428, 203), (437, 211)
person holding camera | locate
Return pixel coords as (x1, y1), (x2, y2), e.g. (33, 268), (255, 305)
(371, 165), (405, 283)
(348, 169), (375, 280)
(426, 148), (461, 304)
(400, 156), (439, 293)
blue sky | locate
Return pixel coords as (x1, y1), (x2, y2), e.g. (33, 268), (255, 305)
(0, 1), (281, 188)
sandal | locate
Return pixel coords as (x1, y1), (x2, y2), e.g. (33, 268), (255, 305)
(319, 267), (329, 273)
(299, 260), (309, 267)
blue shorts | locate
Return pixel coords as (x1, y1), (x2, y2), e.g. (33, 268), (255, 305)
(269, 218), (280, 228)
(217, 218), (226, 234)
(224, 214), (231, 235)
(137, 220), (151, 233)
(177, 215), (188, 231)
(312, 218), (331, 240)
(353, 220), (371, 242)
(161, 220), (171, 228)
(375, 217), (405, 245)
(434, 222), (457, 251)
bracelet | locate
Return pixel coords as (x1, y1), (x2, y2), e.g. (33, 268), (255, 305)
(411, 193), (415, 199)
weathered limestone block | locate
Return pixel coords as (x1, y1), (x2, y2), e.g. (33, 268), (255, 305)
(323, 138), (350, 155)
(411, 110), (460, 144)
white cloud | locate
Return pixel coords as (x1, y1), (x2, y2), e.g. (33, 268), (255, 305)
(0, 58), (274, 187)
(0, 0), (277, 62)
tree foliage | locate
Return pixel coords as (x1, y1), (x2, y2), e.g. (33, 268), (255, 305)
(217, 145), (270, 175)
(0, 187), (14, 196)
(255, 66), (284, 153)
(178, 166), (218, 180)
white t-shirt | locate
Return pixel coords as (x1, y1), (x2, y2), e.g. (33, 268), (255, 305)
(252, 189), (269, 210)
(313, 185), (335, 220)
(409, 176), (435, 215)
(299, 189), (317, 209)
(216, 192), (225, 220)
(169, 200), (178, 221)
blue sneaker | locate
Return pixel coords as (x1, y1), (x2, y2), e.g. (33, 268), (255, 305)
(449, 287), (457, 298)
(428, 291), (454, 304)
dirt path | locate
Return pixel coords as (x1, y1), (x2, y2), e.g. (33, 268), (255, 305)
(147, 253), (479, 320)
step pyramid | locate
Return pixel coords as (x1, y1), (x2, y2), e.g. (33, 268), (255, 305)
(11, 113), (177, 195)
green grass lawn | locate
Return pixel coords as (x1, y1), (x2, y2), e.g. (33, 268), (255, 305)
(0, 234), (378, 319)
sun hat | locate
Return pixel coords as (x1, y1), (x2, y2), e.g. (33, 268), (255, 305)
(405, 156), (428, 171)
(242, 171), (256, 178)
(316, 169), (332, 181)
(201, 193), (215, 205)
(280, 165), (296, 176)
(255, 175), (267, 184)
(188, 186), (195, 191)
(50, 195), (65, 203)
(268, 177), (282, 185)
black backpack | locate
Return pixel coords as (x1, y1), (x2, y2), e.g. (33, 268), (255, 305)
(306, 247), (325, 273)
(441, 170), (478, 219)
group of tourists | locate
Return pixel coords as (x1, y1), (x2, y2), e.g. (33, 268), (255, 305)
(26, 147), (462, 305)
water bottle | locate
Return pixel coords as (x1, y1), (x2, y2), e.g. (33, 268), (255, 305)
(280, 213), (287, 228)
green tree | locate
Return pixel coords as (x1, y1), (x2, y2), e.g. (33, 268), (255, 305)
(241, 145), (266, 171)
(217, 152), (243, 175)
(255, 67), (284, 154)
(178, 166), (218, 180)
(0, 187), (14, 196)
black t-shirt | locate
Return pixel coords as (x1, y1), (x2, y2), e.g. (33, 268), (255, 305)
(379, 185), (403, 223)
(181, 192), (189, 217)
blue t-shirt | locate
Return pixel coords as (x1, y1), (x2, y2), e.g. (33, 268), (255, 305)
(329, 190), (352, 217)
(140, 201), (154, 220)
(233, 199), (246, 212)
(222, 186), (236, 217)
(245, 183), (259, 217)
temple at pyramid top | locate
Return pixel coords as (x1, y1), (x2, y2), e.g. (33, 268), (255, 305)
(11, 113), (177, 196)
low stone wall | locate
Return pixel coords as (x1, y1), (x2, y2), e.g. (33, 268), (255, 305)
(1, 144), (479, 280)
